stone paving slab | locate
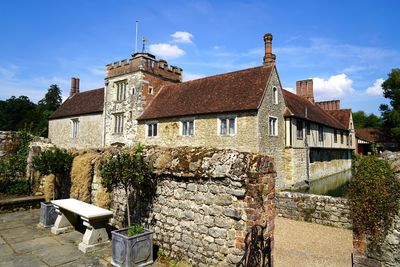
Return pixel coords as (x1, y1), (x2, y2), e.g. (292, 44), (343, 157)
(0, 225), (46, 243)
(0, 254), (48, 267)
(10, 236), (60, 254)
(0, 244), (13, 257)
(33, 243), (83, 266)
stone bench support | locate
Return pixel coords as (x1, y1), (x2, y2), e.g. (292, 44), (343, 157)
(50, 198), (113, 253)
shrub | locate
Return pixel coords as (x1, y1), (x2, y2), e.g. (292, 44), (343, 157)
(101, 144), (152, 227)
(33, 148), (74, 199)
(6, 180), (30, 195)
(348, 156), (400, 241)
(127, 224), (144, 237)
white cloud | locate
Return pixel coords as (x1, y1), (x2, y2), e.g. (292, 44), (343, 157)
(171, 31), (194, 44)
(149, 43), (185, 59)
(313, 74), (355, 100)
(284, 87), (294, 93)
(366, 78), (384, 96)
(183, 72), (205, 81)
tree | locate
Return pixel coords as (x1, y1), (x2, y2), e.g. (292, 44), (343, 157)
(101, 145), (152, 227)
(352, 111), (382, 129)
(380, 68), (400, 139)
(38, 84), (62, 111)
(0, 96), (35, 131)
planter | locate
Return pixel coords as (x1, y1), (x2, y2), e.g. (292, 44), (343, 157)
(39, 202), (57, 227)
(111, 228), (154, 267)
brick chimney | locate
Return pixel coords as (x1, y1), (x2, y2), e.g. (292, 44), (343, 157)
(69, 77), (80, 96)
(315, 100), (341, 110)
(263, 33), (276, 66)
(296, 79), (314, 103)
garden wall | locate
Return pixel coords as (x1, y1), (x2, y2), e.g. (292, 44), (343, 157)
(353, 151), (400, 267)
(276, 191), (351, 229)
(29, 145), (276, 266)
(0, 131), (16, 159)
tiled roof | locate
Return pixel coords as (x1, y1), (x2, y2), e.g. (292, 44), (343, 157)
(49, 88), (104, 119)
(138, 66), (273, 120)
(282, 89), (348, 130)
(326, 109), (352, 128)
(355, 128), (386, 143)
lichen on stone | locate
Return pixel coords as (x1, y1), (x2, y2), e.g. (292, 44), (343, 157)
(70, 151), (98, 203)
(44, 174), (55, 202)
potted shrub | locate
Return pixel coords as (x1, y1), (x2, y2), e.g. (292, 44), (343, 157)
(33, 149), (74, 228)
(101, 144), (153, 267)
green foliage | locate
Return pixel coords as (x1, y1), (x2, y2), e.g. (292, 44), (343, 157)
(380, 68), (400, 141)
(0, 130), (33, 193)
(127, 224), (144, 237)
(101, 144), (152, 226)
(33, 148), (74, 199)
(352, 110), (382, 129)
(348, 156), (400, 242)
(0, 84), (62, 137)
(5, 180), (30, 195)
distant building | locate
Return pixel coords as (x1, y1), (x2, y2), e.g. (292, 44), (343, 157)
(48, 33), (355, 189)
(355, 128), (396, 155)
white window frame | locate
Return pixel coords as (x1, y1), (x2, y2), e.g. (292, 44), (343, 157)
(146, 121), (158, 138)
(269, 116), (278, 136)
(148, 86), (154, 95)
(116, 80), (127, 101)
(218, 115), (237, 136)
(114, 113), (124, 134)
(272, 86), (278, 104)
(180, 118), (195, 136)
(70, 118), (79, 139)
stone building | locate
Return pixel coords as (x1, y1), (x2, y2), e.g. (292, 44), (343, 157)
(48, 33), (355, 189)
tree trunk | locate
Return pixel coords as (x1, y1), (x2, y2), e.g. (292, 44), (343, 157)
(126, 188), (131, 227)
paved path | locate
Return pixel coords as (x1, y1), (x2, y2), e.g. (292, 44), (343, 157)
(274, 216), (353, 267)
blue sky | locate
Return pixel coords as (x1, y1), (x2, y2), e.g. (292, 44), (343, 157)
(0, 0), (399, 115)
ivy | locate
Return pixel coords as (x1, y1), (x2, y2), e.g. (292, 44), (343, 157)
(348, 156), (400, 242)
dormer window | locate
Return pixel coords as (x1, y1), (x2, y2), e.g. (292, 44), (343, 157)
(116, 80), (127, 101)
(273, 87), (278, 104)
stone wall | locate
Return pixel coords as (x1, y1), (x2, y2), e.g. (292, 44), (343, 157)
(0, 131), (16, 159)
(48, 114), (103, 149)
(106, 146), (276, 266)
(137, 112), (259, 153)
(353, 151), (400, 267)
(276, 191), (351, 229)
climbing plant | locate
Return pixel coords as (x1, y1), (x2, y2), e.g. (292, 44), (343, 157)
(101, 144), (152, 227)
(348, 156), (400, 242)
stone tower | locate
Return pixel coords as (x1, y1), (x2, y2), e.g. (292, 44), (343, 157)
(103, 52), (182, 146)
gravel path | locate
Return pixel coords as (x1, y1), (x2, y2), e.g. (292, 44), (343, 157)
(274, 217), (353, 267)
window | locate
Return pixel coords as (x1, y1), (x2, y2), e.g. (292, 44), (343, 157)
(148, 86), (154, 95)
(318, 125), (324, 142)
(114, 113), (124, 133)
(305, 122), (310, 135)
(340, 131), (344, 144)
(219, 116), (236, 135)
(296, 119), (303, 140)
(147, 122), (158, 137)
(116, 81), (127, 101)
(272, 87), (278, 104)
(346, 133), (350, 146)
(71, 119), (79, 138)
(334, 129), (338, 143)
(269, 117), (278, 136)
(181, 119), (194, 136)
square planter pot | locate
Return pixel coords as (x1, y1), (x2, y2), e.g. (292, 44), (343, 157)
(111, 228), (154, 267)
(39, 202), (57, 228)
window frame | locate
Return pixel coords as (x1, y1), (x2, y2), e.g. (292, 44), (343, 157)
(305, 121), (311, 135)
(269, 116), (278, 136)
(180, 118), (195, 136)
(334, 129), (338, 143)
(113, 113), (124, 134)
(272, 86), (278, 104)
(70, 118), (79, 139)
(318, 125), (324, 142)
(218, 115), (237, 136)
(146, 121), (159, 138)
(340, 131), (344, 144)
(116, 80), (127, 101)
(296, 119), (303, 140)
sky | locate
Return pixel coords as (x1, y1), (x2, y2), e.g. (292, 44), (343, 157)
(0, 0), (399, 115)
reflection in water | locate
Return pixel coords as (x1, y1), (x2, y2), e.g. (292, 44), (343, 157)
(299, 169), (352, 197)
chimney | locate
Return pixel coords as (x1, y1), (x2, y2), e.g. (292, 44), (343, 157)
(69, 77), (80, 96)
(263, 33), (276, 66)
(296, 79), (314, 103)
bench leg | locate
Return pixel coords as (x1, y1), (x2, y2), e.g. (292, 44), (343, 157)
(78, 219), (110, 253)
(51, 207), (74, 235)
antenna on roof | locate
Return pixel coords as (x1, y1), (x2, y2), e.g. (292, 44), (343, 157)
(135, 21), (139, 53)
(142, 36), (148, 52)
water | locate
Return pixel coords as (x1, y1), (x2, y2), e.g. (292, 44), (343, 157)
(297, 169), (352, 197)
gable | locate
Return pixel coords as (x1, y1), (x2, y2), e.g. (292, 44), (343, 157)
(138, 66), (273, 120)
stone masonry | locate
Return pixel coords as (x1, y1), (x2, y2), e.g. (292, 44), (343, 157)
(0, 131), (16, 159)
(276, 191), (351, 229)
(103, 146), (276, 267)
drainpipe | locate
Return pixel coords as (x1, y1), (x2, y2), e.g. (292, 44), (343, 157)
(305, 107), (310, 182)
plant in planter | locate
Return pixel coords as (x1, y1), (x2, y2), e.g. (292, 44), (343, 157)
(101, 144), (153, 267)
(33, 148), (74, 227)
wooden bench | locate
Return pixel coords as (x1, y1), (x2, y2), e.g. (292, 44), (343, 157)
(51, 198), (113, 253)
